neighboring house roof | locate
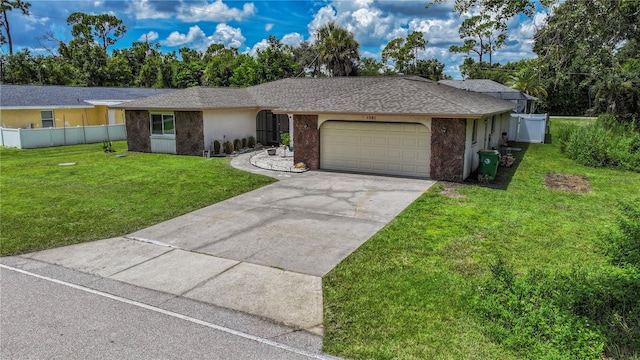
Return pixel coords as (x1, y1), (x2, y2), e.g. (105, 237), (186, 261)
(0, 85), (176, 109)
(117, 76), (516, 118)
(438, 79), (537, 101)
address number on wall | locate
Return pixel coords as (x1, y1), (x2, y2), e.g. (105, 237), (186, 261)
(364, 115), (377, 120)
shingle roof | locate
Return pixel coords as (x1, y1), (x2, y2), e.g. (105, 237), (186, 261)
(117, 86), (257, 110)
(116, 76), (515, 117)
(438, 79), (537, 101)
(0, 85), (176, 109)
(275, 77), (516, 116)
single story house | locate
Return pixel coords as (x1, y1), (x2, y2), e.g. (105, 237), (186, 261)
(439, 79), (538, 113)
(116, 76), (515, 182)
(0, 85), (175, 129)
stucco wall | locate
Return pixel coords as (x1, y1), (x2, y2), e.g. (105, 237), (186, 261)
(431, 118), (467, 182)
(202, 109), (257, 150)
(293, 115), (319, 169)
(0, 106), (124, 129)
(175, 111), (204, 156)
(125, 110), (151, 153)
(0, 107), (105, 128)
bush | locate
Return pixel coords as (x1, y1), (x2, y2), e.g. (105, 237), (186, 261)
(558, 122), (640, 172)
(247, 136), (256, 148)
(242, 138), (247, 148)
(234, 138), (242, 151)
(213, 140), (221, 154)
(280, 132), (291, 146)
(223, 141), (234, 155)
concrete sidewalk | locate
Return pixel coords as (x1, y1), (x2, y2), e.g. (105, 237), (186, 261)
(9, 161), (435, 336)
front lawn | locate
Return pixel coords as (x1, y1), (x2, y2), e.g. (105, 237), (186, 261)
(0, 141), (275, 256)
(323, 118), (640, 359)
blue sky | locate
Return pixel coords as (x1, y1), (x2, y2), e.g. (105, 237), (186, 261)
(6, 0), (550, 79)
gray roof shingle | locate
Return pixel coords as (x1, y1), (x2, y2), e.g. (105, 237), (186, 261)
(116, 76), (515, 117)
(0, 85), (176, 108)
(438, 79), (537, 101)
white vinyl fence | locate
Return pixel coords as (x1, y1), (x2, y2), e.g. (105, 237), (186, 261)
(0, 124), (126, 149)
(509, 114), (548, 143)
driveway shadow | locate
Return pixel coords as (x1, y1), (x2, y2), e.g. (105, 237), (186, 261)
(464, 142), (530, 190)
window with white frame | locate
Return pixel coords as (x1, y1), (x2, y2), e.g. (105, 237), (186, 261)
(150, 113), (175, 136)
(41, 110), (54, 128)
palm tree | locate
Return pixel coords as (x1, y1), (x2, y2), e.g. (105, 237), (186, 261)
(315, 22), (360, 77)
(508, 67), (548, 99)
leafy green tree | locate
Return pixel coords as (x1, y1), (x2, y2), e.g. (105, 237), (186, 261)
(253, 35), (298, 83)
(533, 0), (640, 120)
(66, 12), (126, 51)
(202, 45), (241, 87)
(357, 57), (384, 76)
(413, 59), (446, 80)
(230, 55), (258, 87)
(104, 54), (133, 86)
(449, 9), (506, 65)
(0, 0), (31, 55)
(382, 31), (427, 74)
(315, 22), (359, 76)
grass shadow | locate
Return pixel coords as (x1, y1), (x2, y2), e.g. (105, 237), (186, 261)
(464, 142), (530, 190)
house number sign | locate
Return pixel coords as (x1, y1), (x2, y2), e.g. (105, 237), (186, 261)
(364, 115), (376, 120)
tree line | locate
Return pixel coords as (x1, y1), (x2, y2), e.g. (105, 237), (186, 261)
(1, 0), (638, 122)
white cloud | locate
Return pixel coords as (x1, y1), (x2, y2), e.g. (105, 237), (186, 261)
(138, 31), (159, 42)
(129, 0), (171, 19)
(265, 23), (274, 32)
(281, 32), (305, 47)
(207, 23), (246, 49)
(308, 5), (337, 38)
(177, 0), (256, 22)
(249, 38), (269, 55)
(161, 26), (206, 47)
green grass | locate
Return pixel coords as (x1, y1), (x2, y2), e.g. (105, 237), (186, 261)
(0, 141), (275, 256)
(323, 119), (640, 359)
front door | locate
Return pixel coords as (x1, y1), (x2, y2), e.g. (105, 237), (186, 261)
(257, 110), (289, 146)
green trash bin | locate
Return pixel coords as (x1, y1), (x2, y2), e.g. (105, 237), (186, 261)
(478, 150), (500, 179)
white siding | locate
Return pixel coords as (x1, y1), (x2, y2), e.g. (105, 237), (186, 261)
(203, 109), (257, 149)
(150, 136), (176, 154)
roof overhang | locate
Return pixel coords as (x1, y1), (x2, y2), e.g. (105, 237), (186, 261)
(271, 109), (511, 119)
(0, 105), (94, 110)
(85, 100), (133, 106)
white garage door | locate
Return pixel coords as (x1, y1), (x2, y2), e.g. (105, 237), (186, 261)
(320, 121), (430, 177)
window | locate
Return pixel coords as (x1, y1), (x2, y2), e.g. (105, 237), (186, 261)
(41, 110), (54, 128)
(150, 113), (175, 136)
(471, 119), (478, 143)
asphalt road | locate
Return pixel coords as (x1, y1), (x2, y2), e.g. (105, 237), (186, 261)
(0, 265), (337, 360)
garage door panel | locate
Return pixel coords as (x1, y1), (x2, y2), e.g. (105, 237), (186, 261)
(321, 121), (430, 178)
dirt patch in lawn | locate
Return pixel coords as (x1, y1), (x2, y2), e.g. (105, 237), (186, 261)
(439, 181), (468, 198)
(545, 172), (592, 193)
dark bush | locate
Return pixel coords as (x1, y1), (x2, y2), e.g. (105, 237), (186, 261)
(223, 141), (234, 155)
(213, 140), (221, 154)
(247, 136), (256, 148)
(242, 138), (247, 148)
(234, 138), (242, 151)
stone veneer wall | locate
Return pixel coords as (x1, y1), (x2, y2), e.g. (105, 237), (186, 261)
(175, 111), (204, 156)
(293, 115), (319, 169)
(430, 118), (466, 182)
(125, 110), (151, 153)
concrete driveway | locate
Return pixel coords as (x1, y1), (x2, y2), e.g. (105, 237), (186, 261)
(19, 169), (435, 334)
